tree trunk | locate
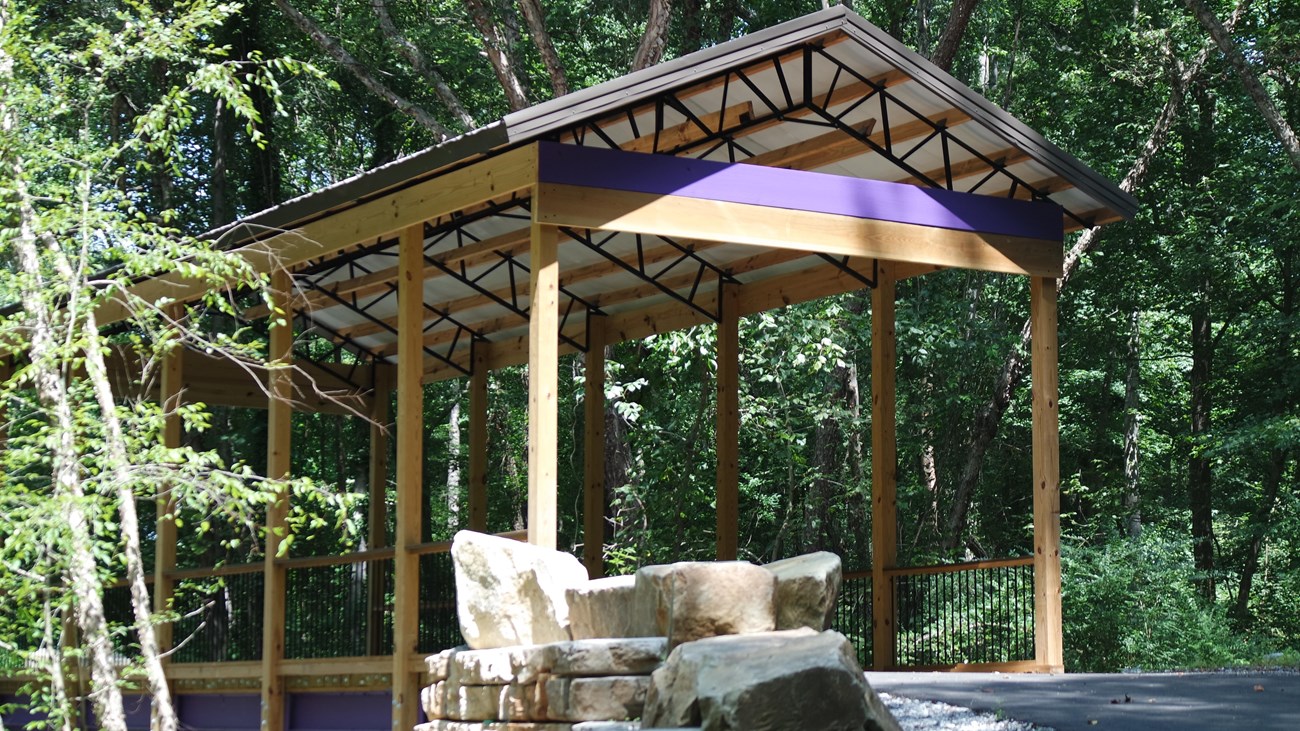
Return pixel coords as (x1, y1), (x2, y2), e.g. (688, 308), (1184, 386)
(276, 0), (451, 136)
(930, 0), (981, 72)
(939, 4), (1247, 551)
(517, 0), (569, 97)
(1122, 308), (1142, 539)
(1231, 450), (1286, 627)
(1188, 277), (1215, 601)
(631, 0), (673, 71)
(447, 397), (463, 532)
(463, 0), (529, 111)
(1184, 0), (1300, 172)
(372, 0), (477, 129)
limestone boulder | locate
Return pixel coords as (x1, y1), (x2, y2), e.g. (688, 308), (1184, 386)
(451, 530), (589, 649)
(567, 575), (637, 639)
(642, 629), (901, 731)
(633, 561), (775, 648)
(764, 551), (843, 631)
(542, 637), (667, 677)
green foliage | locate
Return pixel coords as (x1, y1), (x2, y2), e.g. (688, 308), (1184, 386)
(1063, 531), (1251, 672)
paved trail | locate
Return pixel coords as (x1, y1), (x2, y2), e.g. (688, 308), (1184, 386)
(869, 671), (1300, 731)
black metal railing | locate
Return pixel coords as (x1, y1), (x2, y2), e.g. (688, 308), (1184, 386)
(832, 570), (873, 669)
(890, 557), (1034, 667)
(417, 550), (460, 654)
(171, 569), (264, 663)
(285, 555), (393, 659)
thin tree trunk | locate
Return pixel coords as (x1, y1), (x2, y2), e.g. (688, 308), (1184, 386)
(6, 171), (129, 731)
(41, 593), (73, 731)
(210, 96), (230, 229)
(463, 0), (529, 111)
(447, 397), (463, 532)
(1184, 0), (1300, 172)
(1188, 276), (1215, 601)
(275, 0), (451, 137)
(631, 0), (673, 71)
(371, 0), (477, 129)
(517, 0), (569, 97)
(940, 5), (1246, 550)
(1231, 450), (1286, 626)
(1122, 308), (1142, 539)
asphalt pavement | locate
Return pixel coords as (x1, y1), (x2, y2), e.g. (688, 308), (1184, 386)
(868, 671), (1300, 731)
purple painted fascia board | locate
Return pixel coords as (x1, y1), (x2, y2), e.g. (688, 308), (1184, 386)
(537, 141), (1064, 243)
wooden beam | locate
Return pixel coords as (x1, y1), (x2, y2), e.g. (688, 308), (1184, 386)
(716, 284), (740, 561)
(99, 144), (540, 327)
(391, 225), (425, 731)
(893, 147), (1031, 187)
(742, 110), (973, 173)
(527, 221), (560, 550)
(870, 262), (898, 671)
(583, 316), (607, 578)
(537, 184), (1064, 278)
(353, 239), (729, 347)
(154, 317), (182, 660)
(468, 344), (489, 532)
(365, 369), (391, 657)
(261, 272), (293, 731)
(621, 102), (756, 154)
(1031, 276), (1064, 673)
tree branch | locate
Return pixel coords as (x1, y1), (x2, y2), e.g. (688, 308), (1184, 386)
(371, 0), (477, 130)
(941, 3), (1249, 551)
(463, 0), (529, 111)
(1184, 0), (1300, 173)
(517, 0), (569, 97)
(274, 0), (451, 138)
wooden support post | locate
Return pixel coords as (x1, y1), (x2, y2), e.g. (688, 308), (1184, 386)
(261, 272), (293, 731)
(366, 370), (391, 657)
(154, 317), (182, 659)
(716, 284), (740, 561)
(1031, 276), (1064, 672)
(527, 221), (559, 550)
(468, 345), (489, 533)
(871, 262), (898, 671)
(392, 225), (426, 731)
(583, 316), (607, 578)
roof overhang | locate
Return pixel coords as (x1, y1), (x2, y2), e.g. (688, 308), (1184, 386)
(99, 6), (1132, 383)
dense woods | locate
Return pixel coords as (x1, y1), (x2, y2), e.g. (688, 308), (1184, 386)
(2, 1), (1299, 725)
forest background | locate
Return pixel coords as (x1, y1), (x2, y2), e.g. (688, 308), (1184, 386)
(1, 0), (1298, 699)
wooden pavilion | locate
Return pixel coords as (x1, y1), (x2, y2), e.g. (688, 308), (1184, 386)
(79, 6), (1134, 731)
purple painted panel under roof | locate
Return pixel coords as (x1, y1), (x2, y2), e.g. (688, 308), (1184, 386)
(288, 691), (389, 731)
(537, 142), (1064, 242)
(178, 693), (261, 731)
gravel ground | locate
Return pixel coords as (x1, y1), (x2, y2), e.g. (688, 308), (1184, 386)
(881, 692), (1052, 731)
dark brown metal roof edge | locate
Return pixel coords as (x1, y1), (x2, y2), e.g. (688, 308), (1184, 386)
(836, 13), (1139, 222)
(499, 6), (854, 141)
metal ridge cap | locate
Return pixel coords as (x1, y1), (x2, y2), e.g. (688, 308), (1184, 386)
(501, 6), (853, 141)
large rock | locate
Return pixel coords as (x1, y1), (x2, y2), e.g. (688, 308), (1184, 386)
(642, 629), (901, 731)
(452, 530), (590, 649)
(764, 551), (843, 631)
(544, 676), (650, 722)
(633, 562), (775, 648)
(542, 637), (667, 677)
(567, 575), (637, 639)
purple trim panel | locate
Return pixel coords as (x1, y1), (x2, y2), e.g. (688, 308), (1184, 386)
(537, 141), (1064, 242)
(178, 693), (262, 731)
(288, 691), (390, 731)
